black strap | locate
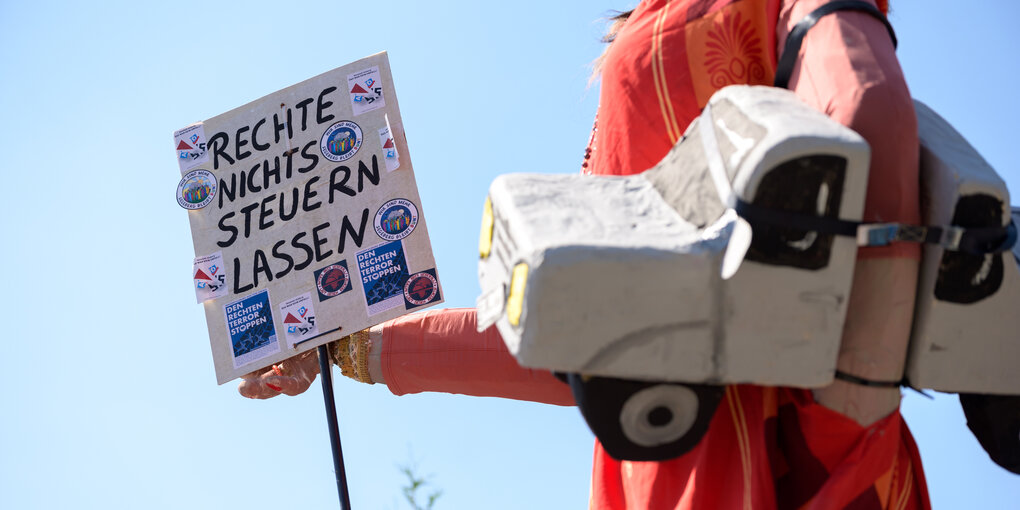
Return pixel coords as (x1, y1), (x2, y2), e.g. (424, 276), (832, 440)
(774, 0), (897, 89)
(1013, 208), (1020, 264)
(767, 4), (1018, 254)
(735, 198), (1019, 255)
(735, 198), (859, 237)
(834, 370), (934, 399)
(979, 222), (1020, 255)
(834, 369), (902, 388)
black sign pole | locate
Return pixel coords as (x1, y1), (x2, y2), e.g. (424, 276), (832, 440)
(317, 344), (352, 509)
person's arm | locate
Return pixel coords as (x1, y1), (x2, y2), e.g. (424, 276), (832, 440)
(240, 308), (575, 406)
(777, 0), (920, 426)
(376, 308), (575, 405)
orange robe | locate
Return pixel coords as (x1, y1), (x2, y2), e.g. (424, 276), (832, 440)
(380, 0), (929, 508)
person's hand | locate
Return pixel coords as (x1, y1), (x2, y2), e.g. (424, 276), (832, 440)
(238, 349), (320, 399)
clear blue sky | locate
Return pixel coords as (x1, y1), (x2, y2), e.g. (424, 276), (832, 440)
(1, 1), (1018, 508)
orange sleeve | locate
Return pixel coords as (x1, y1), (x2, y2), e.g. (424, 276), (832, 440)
(779, 0), (920, 260)
(379, 307), (576, 406)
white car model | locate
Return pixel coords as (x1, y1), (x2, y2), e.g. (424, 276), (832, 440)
(476, 86), (1019, 464)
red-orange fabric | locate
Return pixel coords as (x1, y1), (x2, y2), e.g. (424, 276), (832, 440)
(381, 308), (574, 405)
(586, 0), (927, 508)
(590, 0), (918, 259)
(380, 0), (930, 508)
(590, 386), (930, 509)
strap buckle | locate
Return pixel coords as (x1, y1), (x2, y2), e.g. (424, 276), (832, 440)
(856, 223), (963, 248)
(938, 226), (965, 251)
(856, 223), (902, 247)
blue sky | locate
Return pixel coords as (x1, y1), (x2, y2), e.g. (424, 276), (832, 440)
(1, 1), (1018, 508)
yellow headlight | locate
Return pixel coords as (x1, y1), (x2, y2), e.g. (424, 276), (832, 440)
(479, 197), (494, 259)
(507, 262), (528, 326)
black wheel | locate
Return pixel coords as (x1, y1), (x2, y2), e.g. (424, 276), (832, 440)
(568, 374), (724, 461)
(960, 393), (1020, 474)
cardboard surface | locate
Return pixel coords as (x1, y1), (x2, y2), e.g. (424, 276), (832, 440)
(478, 86), (869, 387)
(175, 53), (442, 384)
(906, 100), (1018, 394)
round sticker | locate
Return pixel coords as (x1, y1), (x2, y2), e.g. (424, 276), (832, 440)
(374, 198), (419, 241)
(404, 271), (439, 306)
(316, 264), (351, 297)
(177, 169), (216, 210)
(320, 120), (363, 162)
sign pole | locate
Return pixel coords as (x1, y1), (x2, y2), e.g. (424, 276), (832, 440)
(317, 345), (352, 509)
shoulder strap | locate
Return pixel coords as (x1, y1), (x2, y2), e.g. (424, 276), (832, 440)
(774, 0), (897, 89)
(757, 3), (1017, 255)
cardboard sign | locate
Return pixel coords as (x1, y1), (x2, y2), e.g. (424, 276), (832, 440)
(175, 53), (443, 384)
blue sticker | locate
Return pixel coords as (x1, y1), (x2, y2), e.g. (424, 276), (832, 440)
(356, 240), (409, 315)
(403, 268), (441, 310)
(314, 260), (353, 302)
(223, 289), (280, 369)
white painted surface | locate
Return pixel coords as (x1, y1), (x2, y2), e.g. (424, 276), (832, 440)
(906, 101), (1019, 394)
(479, 86), (870, 387)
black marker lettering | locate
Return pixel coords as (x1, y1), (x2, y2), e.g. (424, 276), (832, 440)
(272, 239), (294, 279)
(263, 157), (281, 190)
(218, 173), (236, 209)
(337, 208), (370, 254)
(298, 140), (318, 173)
(317, 87), (336, 124)
(273, 112), (286, 144)
(328, 165), (355, 202)
(312, 221), (332, 262)
(246, 162), (262, 194)
(208, 131), (232, 170)
(235, 125), (251, 161)
(233, 257), (254, 294)
(283, 147), (296, 180)
(217, 212), (238, 248)
(240, 202), (259, 239)
(258, 194), (275, 231)
(279, 187), (298, 222)
(358, 154), (380, 191)
(251, 118), (269, 151)
(303, 176), (321, 212)
(252, 249), (273, 287)
(286, 106), (293, 139)
(291, 232), (314, 271)
(295, 98), (313, 132)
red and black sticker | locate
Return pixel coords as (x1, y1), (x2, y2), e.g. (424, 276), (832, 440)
(403, 268), (441, 309)
(314, 260), (353, 302)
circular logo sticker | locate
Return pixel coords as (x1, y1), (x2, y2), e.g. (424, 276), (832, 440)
(316, 264), (351, 297)
(404, 271), (439, 307)
(374, 198), (419, 241)
(177, 169), (216, 210)
(320, 120), (363, 162)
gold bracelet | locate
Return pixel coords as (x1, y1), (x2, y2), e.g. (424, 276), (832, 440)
(354, 329), (374, 384)
(330, 336), (354, 379)
(329, 329), (373, 384)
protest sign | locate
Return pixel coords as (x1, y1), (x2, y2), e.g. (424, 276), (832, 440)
(175, 52), (443, 384)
